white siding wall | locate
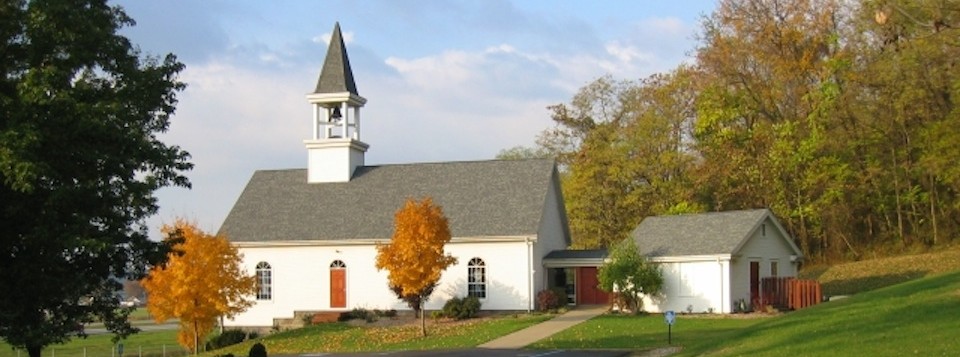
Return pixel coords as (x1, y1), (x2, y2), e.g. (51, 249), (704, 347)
(226, 240), (532, 327)
(533, 177), (572, 303)
(729, 217), (800, 308)
(642, 259), (731, 313)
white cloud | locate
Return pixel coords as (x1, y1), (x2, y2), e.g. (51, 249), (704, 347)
(605, 41), (653, 64)
(147, 60), (313, 237)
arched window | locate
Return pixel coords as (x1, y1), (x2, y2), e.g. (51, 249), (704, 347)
(255, 262), (272, 300)
(330, 260), (346, 269)
(467, 258), (486, 299)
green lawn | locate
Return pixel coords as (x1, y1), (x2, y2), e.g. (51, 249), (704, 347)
(205, 314), (552, 356)
(677, 270), (960, 356)
(531, 314), (764, 350)
(0, 329), (185, 357)
(538, 270), (960, 356)
(127, 307), (155, 322)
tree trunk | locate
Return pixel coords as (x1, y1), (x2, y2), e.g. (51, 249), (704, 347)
(929, 175), (938, 245)
(194, 319), (199, 355)
(420, 300), (427, 337)
(892, 147), (906, 245)
(27, 345), (41, 357)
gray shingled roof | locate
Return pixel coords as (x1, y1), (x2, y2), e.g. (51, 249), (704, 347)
(631, 209), (773, 257)
(543, 249), (608, 260)
(314, 22), (358, 95)
(219, 159), (562, 242)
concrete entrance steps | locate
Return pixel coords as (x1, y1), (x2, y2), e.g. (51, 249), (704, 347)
(273, 310), (324, 331)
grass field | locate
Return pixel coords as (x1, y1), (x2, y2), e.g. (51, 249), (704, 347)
(127, 307), (155, 322)
(531, 314), (764, 350)
(204, 314), (552, 356)
(0, 329), (184, 357)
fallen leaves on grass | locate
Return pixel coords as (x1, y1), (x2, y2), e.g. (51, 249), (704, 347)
(244, 314), (550, 354)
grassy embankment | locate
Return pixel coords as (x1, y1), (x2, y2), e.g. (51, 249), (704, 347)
(801, 245), (960, 296)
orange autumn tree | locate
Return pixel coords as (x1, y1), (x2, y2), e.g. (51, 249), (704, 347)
(141, 220), (256, 354)
(375, 197), (457, 336)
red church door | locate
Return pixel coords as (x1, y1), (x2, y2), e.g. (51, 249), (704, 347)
(576, 267), (610, 305)
(330, 260), (347, 308)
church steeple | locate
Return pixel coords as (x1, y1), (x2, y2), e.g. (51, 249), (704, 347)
(304, 22), (369, 184)
(314, 22), (358, 96)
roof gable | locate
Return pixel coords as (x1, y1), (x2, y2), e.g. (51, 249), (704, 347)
(219, 159), (559, 242)
(631, 209), (800, 257)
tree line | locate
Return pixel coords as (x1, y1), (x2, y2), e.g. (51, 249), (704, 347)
(503, 0), (960, 261)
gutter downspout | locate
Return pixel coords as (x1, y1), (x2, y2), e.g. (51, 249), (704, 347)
(718, 257), (724, 313)
(526, 236), (534, 312)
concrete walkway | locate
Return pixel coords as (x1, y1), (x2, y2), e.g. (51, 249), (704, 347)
(478, 305), (607, 349)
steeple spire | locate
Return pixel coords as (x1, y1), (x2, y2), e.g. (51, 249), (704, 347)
(314, 22), (358, 95)
(304, 23), (369, 184)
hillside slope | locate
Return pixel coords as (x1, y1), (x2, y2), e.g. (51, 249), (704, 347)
(801, 246), (960, 296)
(678, 270), (960, 356)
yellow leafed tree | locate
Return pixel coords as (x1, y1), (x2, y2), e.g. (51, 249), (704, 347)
(375, 197), (457, 336)
(141, 219), (256, 354)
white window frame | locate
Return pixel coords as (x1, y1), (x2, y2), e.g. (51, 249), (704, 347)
(467, 257), (486, 299)
(255, 261), (272, 300)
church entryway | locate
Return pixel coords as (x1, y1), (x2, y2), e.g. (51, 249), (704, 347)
(330, 260), (347, 308)
(543, 249), (611, 306)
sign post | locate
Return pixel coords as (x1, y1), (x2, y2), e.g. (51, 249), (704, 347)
(664, 310), (676, 345)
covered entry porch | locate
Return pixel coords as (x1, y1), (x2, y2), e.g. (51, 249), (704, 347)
(543, 249), (611, 305)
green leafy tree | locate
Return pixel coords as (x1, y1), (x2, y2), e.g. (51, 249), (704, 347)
(597, 239), (663, 314)
(548, 70), (699, 248)
(0, 1), (191, 356)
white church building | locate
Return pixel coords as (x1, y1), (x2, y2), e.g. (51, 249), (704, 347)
(219, 24), (804, 330)
(218, 24), (610, 329)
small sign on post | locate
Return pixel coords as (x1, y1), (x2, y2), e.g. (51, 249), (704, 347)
(664, 310), (676, 345)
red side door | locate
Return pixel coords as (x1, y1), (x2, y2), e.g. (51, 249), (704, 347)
(577, 267), (610, 305)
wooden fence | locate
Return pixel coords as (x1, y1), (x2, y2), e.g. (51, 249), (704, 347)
(760, 277), (822, 310)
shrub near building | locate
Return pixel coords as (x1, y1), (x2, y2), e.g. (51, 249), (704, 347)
(442, 296), (482, 320)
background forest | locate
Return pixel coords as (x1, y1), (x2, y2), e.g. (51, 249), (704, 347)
(501, 0), (960, 262)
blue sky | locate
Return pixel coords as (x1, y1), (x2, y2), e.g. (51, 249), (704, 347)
(112, 0), (719, 238)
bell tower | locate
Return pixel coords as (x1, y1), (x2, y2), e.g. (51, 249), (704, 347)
(304, 22), (369, 183)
